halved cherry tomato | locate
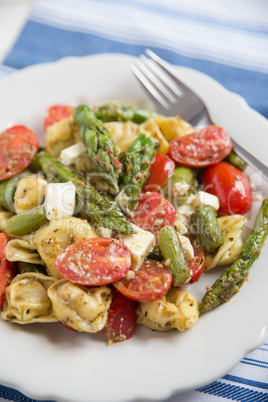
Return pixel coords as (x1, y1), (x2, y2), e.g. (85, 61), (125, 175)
(113, 259), (172, 302)
(143, 153), (175, 192)
(0, 233), (15, 307)
(185, 237), (205, 285)
(168, 125), (232, 168)
(44, 105), (73, 129)
(54, 238), (131, 286)
(202, 161), (252, 215)
(103, 289), (139, 343)
(129, 192), (176, 243)
(0, 125), (39, 180)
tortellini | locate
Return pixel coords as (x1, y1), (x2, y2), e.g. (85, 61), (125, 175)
(137, 288), (199, 332)
(104, 120), (140, 152)
(205, 214), (247, 270)
(44, 116), (80, 157)
(33, 216), (98, 278)
(154, 116), (194, 142)
(14, 174), (47, 214)
(1, 273), (57, 324)
(139, 118), (169, 153)
(47, 279), (112, 333)
(5, 238), (44, 265)
(104, 115), (193, 154)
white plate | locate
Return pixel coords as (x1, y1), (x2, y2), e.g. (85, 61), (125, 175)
(0, 54), (268, 402)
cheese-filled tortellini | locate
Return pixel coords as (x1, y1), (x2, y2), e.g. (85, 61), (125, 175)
(48, 279), (112, 333)
(14, 174), (47, 214)
(1, 273), (57, 324)
(205, 214), (247, 270)
(33, 216), (98, 278)
(139, 118), (169, 154)
(5, 238), (44, 265)
(104, 115), (193, 155)
(154, 116), (194, 142)
(137, 288), (199, 332)
(105, 118), (169, 154)
(104, 120), (139, 152)
(45, 116), (79, 157)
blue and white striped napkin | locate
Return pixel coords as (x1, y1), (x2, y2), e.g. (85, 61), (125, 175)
(0, 1), (267, 401)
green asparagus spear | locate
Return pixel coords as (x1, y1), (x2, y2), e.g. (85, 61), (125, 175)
(117, 133), (160, 213)
(7, 205), (48, 236)
(94, 102), (160, 124)
(191, 205), (223, 253)
(225, 150), (247, 171)
(32, 152), (134, 234)
(158, 226), (191, 286)
(73, 105), (121, 193)
(199, 198), (268, 314)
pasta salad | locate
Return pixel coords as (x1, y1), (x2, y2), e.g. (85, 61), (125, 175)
(0, 102), (267, 344)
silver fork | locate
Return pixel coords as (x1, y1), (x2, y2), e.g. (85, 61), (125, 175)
(131, 49), (268, 178)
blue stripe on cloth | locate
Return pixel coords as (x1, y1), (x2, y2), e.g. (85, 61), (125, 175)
(198, 381), (268, 401)
(3, 21), (268, 119)
(242, 360), (268, 369)
(223, 374), (268, 391)
(0, 384), (54, 402)
(243, 357), (268, 367)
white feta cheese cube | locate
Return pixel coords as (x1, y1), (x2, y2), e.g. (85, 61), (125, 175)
(45, 181), (76, 220)
(119, 223), (155, 270)
(59, 142), (87, 165)
(178, 235), (194, 261)
(193, 191), (220, 211)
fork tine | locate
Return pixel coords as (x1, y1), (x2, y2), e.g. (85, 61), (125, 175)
(140, 55), (183, 98)
(135, 57), (177, 103)
(131, 63), (170, 109)
(145, 49), (194, 94)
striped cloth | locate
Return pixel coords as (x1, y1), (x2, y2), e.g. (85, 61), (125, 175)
(0, 1), (268, 401)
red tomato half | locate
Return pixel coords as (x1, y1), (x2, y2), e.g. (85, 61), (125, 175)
(103, 289), (139, 344)
(185, 238), (205, 285)
(143, 153), (175, 192)
(54, 238), (131, 286)
(129, 192), (176, 243)
(168, 125), (232, 168)
(0, 125), (39, 180)
(0, 233), (15, 307)
(202, 161), (252, 215)
(44, 105), (73, 129)
(114, 259), (172, 302)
